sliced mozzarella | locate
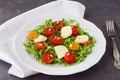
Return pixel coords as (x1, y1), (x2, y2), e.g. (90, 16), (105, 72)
(61, 26), (72, 38)
(34, 35), (47, 42)
(75, 35), (89, 43)
(54, 45), (68, 59)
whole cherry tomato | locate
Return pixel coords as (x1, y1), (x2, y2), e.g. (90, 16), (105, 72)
(44, 27), (54, 36)
(53, 21), (64, 30)
(50, 36), (64, 46)
(72, 26), (79, 36)
(35, 41), (47, 50)
(64, 52), (76, 64)
(41, 52), (54, 64)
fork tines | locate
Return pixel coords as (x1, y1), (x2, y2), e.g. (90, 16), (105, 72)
(106, 20), (115, 37)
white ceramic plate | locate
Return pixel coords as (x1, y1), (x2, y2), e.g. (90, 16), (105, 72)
(13, 16), (106, 75)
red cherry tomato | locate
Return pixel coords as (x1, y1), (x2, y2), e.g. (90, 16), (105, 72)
(44, 27), (54, 36)
(64, 52), (76, 64)
(53, 21), (64, 30)
(72, 26), (79, 36)
(35, 41), (47, 50)
(50, 36), (64, 46)
(41, 52), (54, 64)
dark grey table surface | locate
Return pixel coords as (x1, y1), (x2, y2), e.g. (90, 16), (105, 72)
(0, 0), (120, 80)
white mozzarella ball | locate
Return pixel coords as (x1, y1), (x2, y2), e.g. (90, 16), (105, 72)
(61, 26), (72, 38)
(54, 45), (68, 59)
(34, 35), (47, 42)
(75, 35), (89, 43)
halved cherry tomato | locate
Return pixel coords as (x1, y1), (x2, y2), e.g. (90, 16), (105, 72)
(64, 52), (76, 64)
(44, 27), (54, 36)
(50, 36), (64, 46)
(81, 39), (92, 46)
(41, 52), (54, 64)
(28, 31), (39, 41)
(69, 42), (80, 50)
(72, 26), (79, 36)
(35, 41), (47, 50)
(53, 21), (64, 30)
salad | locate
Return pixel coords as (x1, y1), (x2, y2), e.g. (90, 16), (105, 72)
(24, 19), (96, 66)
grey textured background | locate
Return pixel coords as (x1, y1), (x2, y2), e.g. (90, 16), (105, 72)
(0, 0), (120, 80)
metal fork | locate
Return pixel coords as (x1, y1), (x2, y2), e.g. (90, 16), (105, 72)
(106, 20), (120, 69)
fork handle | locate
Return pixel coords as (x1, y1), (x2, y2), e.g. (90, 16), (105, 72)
(111, 38), (120, 62)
